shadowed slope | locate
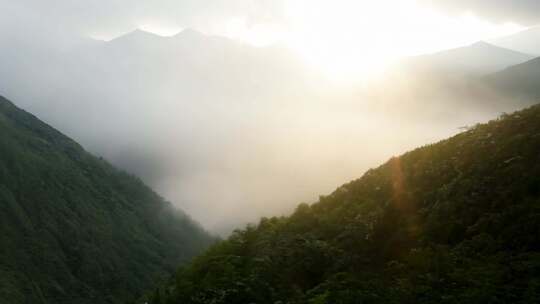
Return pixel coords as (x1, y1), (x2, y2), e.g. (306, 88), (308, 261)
(0, 96), (215, 304)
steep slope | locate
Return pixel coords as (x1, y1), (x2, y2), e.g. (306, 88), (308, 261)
(489, 26), (540, 56)
(150, 105), (540, 304)
(0, 96), (215, 304)
(0, 27), (326, 234)
(486, 57), (540, 103)
(403, 41), (533, 76)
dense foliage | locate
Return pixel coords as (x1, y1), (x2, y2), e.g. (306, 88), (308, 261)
(0, 96), (215, 304)
(150, 105), (540, 304)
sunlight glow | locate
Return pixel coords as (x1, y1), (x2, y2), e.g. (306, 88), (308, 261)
(279, 0), (525, 82)
(99, 0), (525, 83)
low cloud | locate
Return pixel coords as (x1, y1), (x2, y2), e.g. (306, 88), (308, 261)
(422, 0), (540, 25)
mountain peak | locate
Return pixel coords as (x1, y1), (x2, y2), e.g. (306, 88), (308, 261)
(470, 41), (494, 48)
(172, 28), (206, 40)
(109, 28), (163, 43)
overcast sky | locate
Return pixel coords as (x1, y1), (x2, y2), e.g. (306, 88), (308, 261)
(3, 0), (539, 40)
(421, 0), (540, 25)
(2, 0), (535, 76)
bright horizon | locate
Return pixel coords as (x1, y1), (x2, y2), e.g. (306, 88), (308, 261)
(96, 0), (527, 82)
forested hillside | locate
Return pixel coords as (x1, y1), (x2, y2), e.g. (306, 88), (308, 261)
(0, 96), (215, 304)
(149, 104), (540, 304)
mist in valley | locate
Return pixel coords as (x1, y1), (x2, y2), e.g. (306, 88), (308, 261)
(1, 1), (537, 235)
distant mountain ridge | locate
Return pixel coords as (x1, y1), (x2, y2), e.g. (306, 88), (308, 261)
(486, 56), (540, 103)
(105, 28), (230, 48)
(0, 95), (215, 304)
(403, 41), (534, 75)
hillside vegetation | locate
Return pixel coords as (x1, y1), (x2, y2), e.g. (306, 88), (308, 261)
(150, 104), (540, 304)
(0, 96), (215, 304)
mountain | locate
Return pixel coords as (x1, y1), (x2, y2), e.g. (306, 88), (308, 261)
(486, 56), (540, 103)
(1, 27), (534, 238)
(0, 27), (326, 234)
(99, 28), (310, 92)
(107, 28), (220, 46)
(0, 96), (215, 304)
(109, 29), (165, 43)
(403, 41), (534, 76)
(489, 26), (540, 56)
(365, 42), (536, 120)
(148, 104), (540, 304)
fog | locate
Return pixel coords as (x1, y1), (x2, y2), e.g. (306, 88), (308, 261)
(1, 2), (536, 234)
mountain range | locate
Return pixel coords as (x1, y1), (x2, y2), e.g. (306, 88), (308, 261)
(2, 22), (540, 304)
(1, 26), (540, 235)
(403, 41), (534, 76)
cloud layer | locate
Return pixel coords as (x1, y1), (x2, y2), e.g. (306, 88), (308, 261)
(2, 0), (286, 39)
(4, 0), (539, 42)
(422, 0), (540, 25)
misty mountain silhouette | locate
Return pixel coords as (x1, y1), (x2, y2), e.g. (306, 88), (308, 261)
(2, 21), (540, 304)
(108, 28), (212, 45)
(172, 28), (207, 40)
(107, 28), (243, 52)
(110, 28), (164, 42)
(405, 41), (534, 75)
(487, 56), (540, 102)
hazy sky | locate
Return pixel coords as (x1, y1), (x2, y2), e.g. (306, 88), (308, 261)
(422, 0), (540, 25)
(5, 0), (539, 34)
(0, 0), (538, 235)
(2, 0), (535, 78)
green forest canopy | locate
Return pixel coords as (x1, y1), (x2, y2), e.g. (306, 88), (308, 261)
(149, 104), (540, 304)
(0, 96), (215, 304)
